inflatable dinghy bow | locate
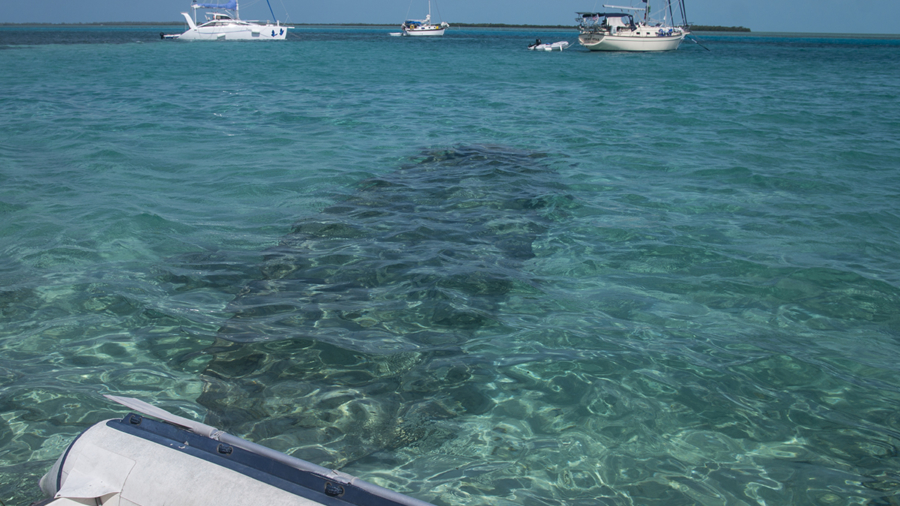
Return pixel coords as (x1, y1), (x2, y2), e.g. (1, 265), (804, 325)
(33, 395), (435, 506)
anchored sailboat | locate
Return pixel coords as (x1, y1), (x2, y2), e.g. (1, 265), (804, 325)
(395, 0), (449, 37)
(577, 0), (689, 51)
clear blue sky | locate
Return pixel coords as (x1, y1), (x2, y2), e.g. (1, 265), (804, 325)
(2, 0), (898, 34)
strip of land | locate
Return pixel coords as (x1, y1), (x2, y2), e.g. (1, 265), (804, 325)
(690, 25), (750, 32)
(2, 21), (749, 31)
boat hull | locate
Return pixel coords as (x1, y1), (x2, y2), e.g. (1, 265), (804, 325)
(402, 27), (445, 36)
(174, 24), (290, 41)
(578, 32), (684, 51)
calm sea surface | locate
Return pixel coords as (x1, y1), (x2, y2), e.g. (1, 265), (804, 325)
(2, 25), (900, 505)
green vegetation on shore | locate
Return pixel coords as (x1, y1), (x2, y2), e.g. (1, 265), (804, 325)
(0, 21), (574, 29)
(690, 25), (750, 32)
(451, 23), (571, 29)
(0, 22), (184, 26)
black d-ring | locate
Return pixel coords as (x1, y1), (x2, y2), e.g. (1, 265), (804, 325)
(324, 482), (345, 497)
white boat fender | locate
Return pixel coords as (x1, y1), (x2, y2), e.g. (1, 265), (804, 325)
(35, 406), (436, 506)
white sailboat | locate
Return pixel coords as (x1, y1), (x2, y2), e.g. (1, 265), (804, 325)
(395, 0), (449, 37)
(577, 0), (689, 51)
(162, 0), (292, 41)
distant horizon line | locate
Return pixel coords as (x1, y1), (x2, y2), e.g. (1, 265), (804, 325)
(3, 21), (899, 36)
(3, 21), (745, 30)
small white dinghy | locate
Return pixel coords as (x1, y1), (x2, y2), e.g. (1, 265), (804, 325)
(527, 39), (570, 51)
(32, 395), (434, 506)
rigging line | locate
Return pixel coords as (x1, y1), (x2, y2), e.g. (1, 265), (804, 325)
(278, 0), (290, 23)
(688, 34), (710, 50)
(265, 0), (277, 22)
(434, 0), (444, 23)
(405, 0), (413, 22)
(238, 0), (268, 19)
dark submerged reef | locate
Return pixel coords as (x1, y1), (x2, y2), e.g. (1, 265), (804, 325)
(194, 145), (575, 468)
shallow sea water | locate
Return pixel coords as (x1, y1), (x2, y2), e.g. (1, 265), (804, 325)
(1, 25), (900, 505)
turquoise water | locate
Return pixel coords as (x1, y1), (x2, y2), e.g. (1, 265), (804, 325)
(2, 25), (900, 505)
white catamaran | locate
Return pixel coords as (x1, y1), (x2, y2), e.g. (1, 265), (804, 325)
(577, 0), (689, 51)
(163, 0), (292, 41)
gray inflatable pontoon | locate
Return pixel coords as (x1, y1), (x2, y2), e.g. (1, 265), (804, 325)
(34, 396), (435, 506)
